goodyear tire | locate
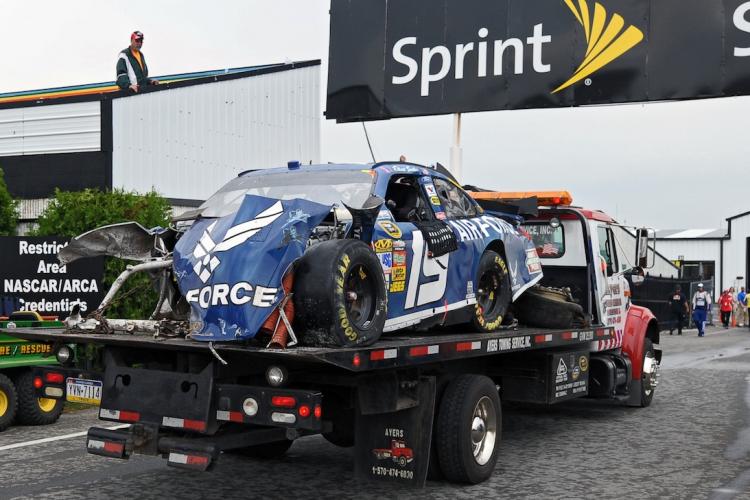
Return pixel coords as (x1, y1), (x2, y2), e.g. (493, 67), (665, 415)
(294, 239), (387, 347)
(14, 370), (64, 426)
(0, 373), (18, 431)
(472, 251), (512, 332)
(513, 285), (586, 329)
(436, 374), (501, 484)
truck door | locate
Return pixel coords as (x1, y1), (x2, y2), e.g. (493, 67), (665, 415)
(595, 225), (628, 346)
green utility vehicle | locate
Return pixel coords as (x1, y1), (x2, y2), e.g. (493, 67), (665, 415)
(0, 311), (68, 431)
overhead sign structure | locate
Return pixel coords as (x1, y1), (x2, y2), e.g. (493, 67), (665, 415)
(326, 0), (750, 122)
(0, 237), (104, 319)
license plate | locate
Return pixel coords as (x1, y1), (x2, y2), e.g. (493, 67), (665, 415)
(66, 377), (102, 405)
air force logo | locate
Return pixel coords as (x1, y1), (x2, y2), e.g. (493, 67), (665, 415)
(192, 201), (284, 283)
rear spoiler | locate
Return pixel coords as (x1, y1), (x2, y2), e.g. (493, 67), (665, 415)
(464, 186), (539, 218)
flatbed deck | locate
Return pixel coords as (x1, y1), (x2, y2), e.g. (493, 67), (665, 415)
(3, 324), (613, 372)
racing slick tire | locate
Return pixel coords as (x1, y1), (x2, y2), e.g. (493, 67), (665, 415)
(513, 285), (586, 329)
(472, 250), (512, 332)
(639, 338), (657, 408)
(14, 370), (64, 426)
(436, 374), (501, 484)
(0, 373), (18, 431)
(294, 239), (387, 347)
(230, 439), (294, 459)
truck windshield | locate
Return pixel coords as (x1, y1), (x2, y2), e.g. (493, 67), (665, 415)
(199, 169), (375, 218)
(521, 223), (565, 258)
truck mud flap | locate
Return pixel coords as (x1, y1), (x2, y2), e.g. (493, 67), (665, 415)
(354, 376), (435, 488)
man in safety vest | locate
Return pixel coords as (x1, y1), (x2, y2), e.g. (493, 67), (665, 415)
(116, 31), (158, 93)
(692, 283), (712, 337)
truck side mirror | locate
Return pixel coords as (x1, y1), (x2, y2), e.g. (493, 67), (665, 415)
(634, 228), (655, 269)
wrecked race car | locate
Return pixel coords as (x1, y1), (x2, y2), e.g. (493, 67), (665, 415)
(59, 161), (543, 347)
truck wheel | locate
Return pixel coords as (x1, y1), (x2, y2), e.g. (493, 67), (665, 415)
(640, 338), (658, 407)
(294, 239), (387, 347)
(231, 439), (293, 459)
(513, 285), (586, 329)
(0, 373), (18, 431)
(14, 371), (64, 425)
(472, 251), (512, 332)
(436, 374), (501, 484)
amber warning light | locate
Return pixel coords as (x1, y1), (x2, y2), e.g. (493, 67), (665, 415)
(469, 190), (573, 207)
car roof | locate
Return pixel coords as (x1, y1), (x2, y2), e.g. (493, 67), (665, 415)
(239, 162), (454, 182)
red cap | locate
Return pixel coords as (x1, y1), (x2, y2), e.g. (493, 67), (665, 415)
(131, 31), (144, 41)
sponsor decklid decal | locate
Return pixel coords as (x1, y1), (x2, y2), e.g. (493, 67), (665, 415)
(173, 195), (332, 342)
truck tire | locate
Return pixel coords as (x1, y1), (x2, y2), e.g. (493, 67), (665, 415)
(640, 338), (657, 407)
(513, 285), (586, 329)
(0, 373), (18, 431)
(231, 439), (293, 459)
(472, 251), (512, 332)
(14, 370), (64, 425)
(294, 239), (387, 347)
(436, 374), (501, 484)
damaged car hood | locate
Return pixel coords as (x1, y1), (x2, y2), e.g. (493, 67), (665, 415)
(173, 194), (332, 342)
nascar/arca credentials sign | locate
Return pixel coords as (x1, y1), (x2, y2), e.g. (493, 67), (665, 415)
(326, 0), (750, 122)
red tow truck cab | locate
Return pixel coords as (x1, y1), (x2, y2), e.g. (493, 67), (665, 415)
(477, 190), (661, 406)
(373, 439), (415, 464)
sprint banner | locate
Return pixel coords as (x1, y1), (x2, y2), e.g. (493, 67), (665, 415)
(326, 0), (750, 121)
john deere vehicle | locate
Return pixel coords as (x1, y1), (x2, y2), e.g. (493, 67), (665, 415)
(0, 311), (67, 431)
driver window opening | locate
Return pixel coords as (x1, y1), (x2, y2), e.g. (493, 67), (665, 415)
(385, 176), (431, 223)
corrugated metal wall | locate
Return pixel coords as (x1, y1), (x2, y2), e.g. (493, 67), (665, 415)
(0, 102), (100, 156)
(723, 214), (750, 289)
(655, 239), (722, 264)
(112, 65), (320, 201)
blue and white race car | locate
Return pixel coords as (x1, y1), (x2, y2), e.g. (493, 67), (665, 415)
(168, 161), (543, 347)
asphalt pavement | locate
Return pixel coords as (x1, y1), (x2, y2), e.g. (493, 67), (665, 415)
(1, 325), (750, 499)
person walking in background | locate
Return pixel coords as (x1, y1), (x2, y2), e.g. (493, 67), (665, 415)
(729, 286), (738, 326)
(692, 283), (712, 337)
(668, 285), (688, 335)
(737, 287), (747, 327)
(116, 31), (158, 93)
(719, 289), (733, 328)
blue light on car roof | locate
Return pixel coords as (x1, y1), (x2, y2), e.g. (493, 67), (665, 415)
(287, 161), (301, 170)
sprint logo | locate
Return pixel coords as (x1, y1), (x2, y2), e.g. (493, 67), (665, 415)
(390, 0), (644, 96)
(192, 201), (284, 282)
(553, 0), (644, 93)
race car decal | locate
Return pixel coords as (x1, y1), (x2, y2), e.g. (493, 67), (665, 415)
(378, 221), (402, 239)
(173, 195), (332, 341)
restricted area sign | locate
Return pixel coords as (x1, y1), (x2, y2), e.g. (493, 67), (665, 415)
(327, 0), (750, 122)
(0, 237), (104, 319)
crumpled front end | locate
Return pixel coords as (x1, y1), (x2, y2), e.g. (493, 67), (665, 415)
(173, 194), (332, 342)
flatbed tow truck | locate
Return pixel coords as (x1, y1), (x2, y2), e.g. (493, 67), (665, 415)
(6, 191), (661, 487)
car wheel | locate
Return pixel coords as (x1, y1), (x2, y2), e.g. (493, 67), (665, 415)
(472, 251), (512, 332)
(436, 374), (501, 484)
(0, 373), (18, 431)
(640, 338), (658, 407)
(294, 239), (387, 347)
(14, 370), (64, 426)
(513, 285), (586, 329)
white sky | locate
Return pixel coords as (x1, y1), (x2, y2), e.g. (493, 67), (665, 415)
(1, 0), (746, 229)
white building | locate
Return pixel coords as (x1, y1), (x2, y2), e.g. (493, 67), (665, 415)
(0, 61), (321, 230)
(655, 211), (750, 294)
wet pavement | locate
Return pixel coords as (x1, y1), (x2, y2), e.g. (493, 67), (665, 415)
(1, 325), (749, 499)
